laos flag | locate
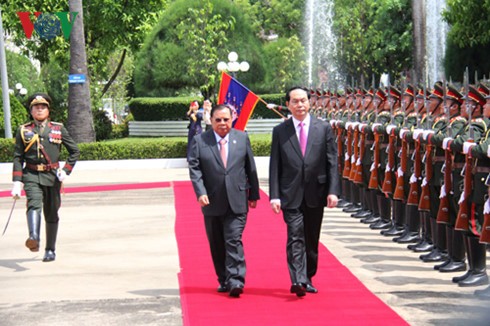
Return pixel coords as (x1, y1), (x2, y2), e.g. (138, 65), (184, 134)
(217, 71), (260, 131)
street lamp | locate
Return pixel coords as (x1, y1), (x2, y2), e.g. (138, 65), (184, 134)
(9, 82), (28, 97)
(217, 51), (249, 77)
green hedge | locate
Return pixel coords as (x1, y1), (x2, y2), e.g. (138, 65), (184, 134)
(0, 135), (271, 162)
(129, 94), (289, 121)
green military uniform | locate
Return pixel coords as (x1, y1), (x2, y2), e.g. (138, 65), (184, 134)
(12, 93), (80, 262)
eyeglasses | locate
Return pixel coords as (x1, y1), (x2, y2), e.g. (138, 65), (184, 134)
(214, 118), (230, 123)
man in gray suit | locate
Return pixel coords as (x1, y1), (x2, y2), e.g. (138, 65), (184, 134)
(188, 104), (260, 298)
(269, 86), (339, 297)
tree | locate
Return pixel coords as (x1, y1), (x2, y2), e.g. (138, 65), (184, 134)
(175, 0), (235, 98)
(333, 0), (412, 85)
(443, 0), (490, 48)
(68, 0), (94, 143)
(134, 0), (266, 98)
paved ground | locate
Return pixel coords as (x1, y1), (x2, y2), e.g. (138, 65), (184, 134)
(0, 158), (489, 325)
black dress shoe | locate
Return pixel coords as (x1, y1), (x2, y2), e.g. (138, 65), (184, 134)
(361, 214), (380, 224)
(343, 205), (362, 213)
(452, 270), (473, 283)
(458, 272), (489, 287)
(420, 249), (447, 262)
(434, 258), (451, 270)
(336, 200), (351, 208)
(411, 240), (433, 252)
(217, 284), (228, 293)
(394, 232), (420, 244)
(305, 283), (318, 293)
(439, 260), (466, 273)
(290, 283), (306, 297)
(351, 210), (372, 218)
(42, 250), (56, 262)
(381, 225), (404, 236)
(229, 286), (243, 297)
(369, 219), (391, 230)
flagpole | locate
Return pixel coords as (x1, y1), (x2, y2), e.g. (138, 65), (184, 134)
(258, 97), (287, 119)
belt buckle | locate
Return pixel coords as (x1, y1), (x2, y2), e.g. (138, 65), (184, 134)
(38, 164), (46, 171)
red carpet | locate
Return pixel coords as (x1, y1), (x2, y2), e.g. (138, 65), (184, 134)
(0, 182), (171, 198)
(174, 181), (407, 325)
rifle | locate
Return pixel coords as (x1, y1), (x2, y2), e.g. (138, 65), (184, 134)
(382, 75), (395, 194)
(481, 193), (490, 243)
(368, 132), (380, 190)
(437, 78), (452, 224)
(407, 78), (422, 206)
(418, 78), (432, 211)
(349, 123), (360, 181)
(354, 126), (366, 184)
(342, 96), (353, 179)
(455, 67), (473, 231)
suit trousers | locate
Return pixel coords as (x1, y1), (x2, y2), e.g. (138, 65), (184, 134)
(204, 209), (247, 288)
(24, 181), (61, 223)
(283, 201), (324, 285)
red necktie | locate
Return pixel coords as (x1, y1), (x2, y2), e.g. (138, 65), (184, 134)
(299, 122), (306, 156)
(219, 138), (227, 168)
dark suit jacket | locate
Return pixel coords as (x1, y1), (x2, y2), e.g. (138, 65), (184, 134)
(269, 115), (339, 209)
(188, 128), (260, 216)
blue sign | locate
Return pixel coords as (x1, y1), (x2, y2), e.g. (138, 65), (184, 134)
(68, 74), (86, 84)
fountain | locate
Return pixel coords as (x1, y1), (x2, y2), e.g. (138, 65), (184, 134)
(424, 0), (448, 84)
(304, 0), (338, 89)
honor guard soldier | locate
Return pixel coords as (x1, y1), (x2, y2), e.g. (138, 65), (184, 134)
(11, 93), (80, 262)
(474, 89), (490, 297)
(445, 85), (488, 286)
(426, 84), (467, 273)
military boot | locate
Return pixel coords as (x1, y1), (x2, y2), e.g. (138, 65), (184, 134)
(453, 234), (473, 283)
(25, 210), (41, 252)
(458, 236), (488, 287)
(43, 222), (58, 262)
(439, 228), (466, 273)
(370, 194), (391, 230)
(420, 218), (447, 262)
(411, 212), (433, 252)
(394, 205), (420, 243)
(382, 200), (405, 236)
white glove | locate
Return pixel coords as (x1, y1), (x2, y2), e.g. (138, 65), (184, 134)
(421, 177), (428, 187)
(399, 128), (409, 139)
(487, 145), (490, 158)
(423, 130), (435, 141)
(385, 164), (391, 172)
(371, 123), (382, 132)
(359, 123), (367, 132)
(329, 119), (337, 127)
(463, 141), (476, 154)
(352, 122), (360, 130)
(356, 158), (361, 166)
(409, 173), (417, 184)
(266, 103), (276, 109)
(11, 181), (23, 198)
(439, 185), (446, 199)
(370, 163), (375, 172)
(345, 153), (350, 161)
(484, 198), (490, 214)
(397, 167), (404, 177)
(386, 124), (397, 135)
(351, 155), (356, 164)
(412, 128), (424, 140)
(458, 191), (465, 204)
(346, 122), (353, 130)
(442, 137), (453, 150)
(57, 169), (67, 182)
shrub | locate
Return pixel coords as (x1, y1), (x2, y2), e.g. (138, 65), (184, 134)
(0, 94), (30, 137)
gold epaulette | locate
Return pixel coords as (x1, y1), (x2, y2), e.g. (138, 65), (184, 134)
(450, 116), (466, 125)
(379, 111), (391, 117)
(50, 121), (63, 126)
(471, 118), (487, 132)
(407, 112), (418, 118)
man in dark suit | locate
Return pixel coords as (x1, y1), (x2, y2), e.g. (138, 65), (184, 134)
(269, 86), (339, 297)
(188, 104), (260, 298)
